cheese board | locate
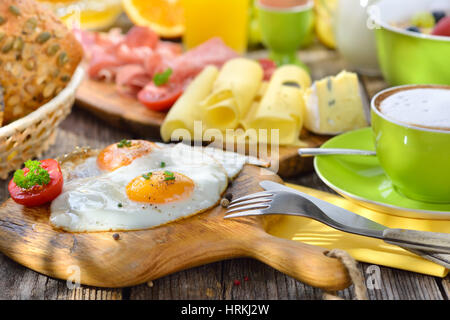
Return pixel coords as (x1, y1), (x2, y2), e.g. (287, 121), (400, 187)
(0, 164), (350, 290)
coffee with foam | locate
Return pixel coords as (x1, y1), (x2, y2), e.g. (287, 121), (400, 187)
(378, 88), (450, 130)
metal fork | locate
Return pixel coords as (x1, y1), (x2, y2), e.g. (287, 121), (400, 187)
(224, 190), (384, 239)
(224, 190), (450, 268)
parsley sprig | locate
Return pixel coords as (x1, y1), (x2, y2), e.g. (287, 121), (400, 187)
(153, 68), (172, 86)
(13, 160), (50, 189)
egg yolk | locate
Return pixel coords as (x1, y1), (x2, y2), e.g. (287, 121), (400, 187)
(126, 171), (195, 204)
(97, 140), (158, 171)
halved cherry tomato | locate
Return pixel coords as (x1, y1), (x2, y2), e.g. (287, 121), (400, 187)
(8, 159), (63, 207)
(137, 81), (183, 112)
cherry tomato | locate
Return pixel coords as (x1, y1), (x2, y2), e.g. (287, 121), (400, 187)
(137, 82), (183, 112)
(8, 159), (63, 207)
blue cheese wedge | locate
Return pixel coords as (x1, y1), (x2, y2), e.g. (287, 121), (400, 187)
(303, 71), (368, 135)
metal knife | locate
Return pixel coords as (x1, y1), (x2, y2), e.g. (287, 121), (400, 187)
(259, 181), (450, 269)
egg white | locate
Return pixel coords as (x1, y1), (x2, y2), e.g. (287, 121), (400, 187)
(50, 146), (228, 232)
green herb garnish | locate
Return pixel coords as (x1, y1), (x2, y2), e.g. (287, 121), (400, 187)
(153, 68), (172, 86)
(13, 160), (50, 189)
(117, 139), (132, 148)
(164, 170), (175, 181)
(142, 172), (153, 180)
(118, 203), (123, 208)
(160, 161), (166, 168)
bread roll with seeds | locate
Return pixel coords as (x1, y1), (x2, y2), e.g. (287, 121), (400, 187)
(0, 0), (83, 124)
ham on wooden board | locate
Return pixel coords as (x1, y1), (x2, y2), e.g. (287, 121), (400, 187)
(75, 26), (275, 112)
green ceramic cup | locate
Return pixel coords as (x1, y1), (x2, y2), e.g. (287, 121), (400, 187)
(257, 0), (314, 68)
(371, 85), (450, 203)
(372, 0), (450, 86)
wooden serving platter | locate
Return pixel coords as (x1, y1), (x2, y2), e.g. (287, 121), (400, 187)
(75, 77), (330, 178)
(0, 165), (350, 291)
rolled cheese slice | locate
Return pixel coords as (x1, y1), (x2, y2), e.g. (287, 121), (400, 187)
(242, 65), (311, 145)
(303, 70), (368, 134)
(160, 66), (219, 142)
(202, 58), (263, 131)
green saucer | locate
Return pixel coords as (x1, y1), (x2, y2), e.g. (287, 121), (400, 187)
(314, 128), (450, 220)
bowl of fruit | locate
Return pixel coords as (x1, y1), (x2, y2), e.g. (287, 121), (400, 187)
(372, 0), (450, 86)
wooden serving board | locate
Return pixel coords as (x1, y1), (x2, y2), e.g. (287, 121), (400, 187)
(75, 77), (330, 178)
(0, 165), (350, 291)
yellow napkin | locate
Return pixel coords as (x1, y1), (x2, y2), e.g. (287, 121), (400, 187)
(267, 183), (449, 277)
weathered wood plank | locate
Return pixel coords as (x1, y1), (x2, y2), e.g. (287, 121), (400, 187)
(222, 258), (328, 300)
(0, 243), (122, 300)
(440, 276), (449, 299)
(360, 263), (444, 300)
(129, 262), (224, 300)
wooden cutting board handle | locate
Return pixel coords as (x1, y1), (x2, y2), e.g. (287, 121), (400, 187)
(243, 230), (352, 291)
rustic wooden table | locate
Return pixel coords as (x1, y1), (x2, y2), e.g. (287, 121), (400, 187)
(0, 45), (448, 300)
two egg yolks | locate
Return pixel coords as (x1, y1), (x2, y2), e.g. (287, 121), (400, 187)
(126, 171), (195, 204)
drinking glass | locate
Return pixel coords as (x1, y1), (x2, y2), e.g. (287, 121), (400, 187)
(257, 0), (314, 68)
(182, 0), (250, 54)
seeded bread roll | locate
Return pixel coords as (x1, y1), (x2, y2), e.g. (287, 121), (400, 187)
(0, 0), (83, 124)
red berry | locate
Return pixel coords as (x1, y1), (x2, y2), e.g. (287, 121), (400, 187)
(432, 16), (450, 37)
(233, 280), (241, 286)
(244, 276), (249, 281)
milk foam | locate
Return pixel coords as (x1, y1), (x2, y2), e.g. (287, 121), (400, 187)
(379, 88), (450, 130)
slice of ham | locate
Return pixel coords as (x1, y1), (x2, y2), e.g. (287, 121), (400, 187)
(258, 58), (277, 80)
(115, 44), (154, 65)
(171, 37), (239, 81)
(123, 26), (159, 49)
(116, 64), (151, 96)
(88, 49), (122, 80)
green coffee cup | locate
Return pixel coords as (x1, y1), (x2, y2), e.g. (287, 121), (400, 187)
(371, 85), (450, 203)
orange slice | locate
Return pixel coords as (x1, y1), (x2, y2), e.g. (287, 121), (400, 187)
(122, 0), (185, 38)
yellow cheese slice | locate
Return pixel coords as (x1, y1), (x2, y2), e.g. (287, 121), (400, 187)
(201, 58), (263, 131)
(303, 70), (368, 135)
(160, 66), (219, 142)
(242, 65), (311, 146)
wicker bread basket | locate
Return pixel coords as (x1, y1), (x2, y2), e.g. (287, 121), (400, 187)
(0, 66), (85, 179)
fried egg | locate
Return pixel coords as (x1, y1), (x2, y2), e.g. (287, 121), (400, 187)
(50, 142), (265, 232)
(50, 145), (228, 232)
